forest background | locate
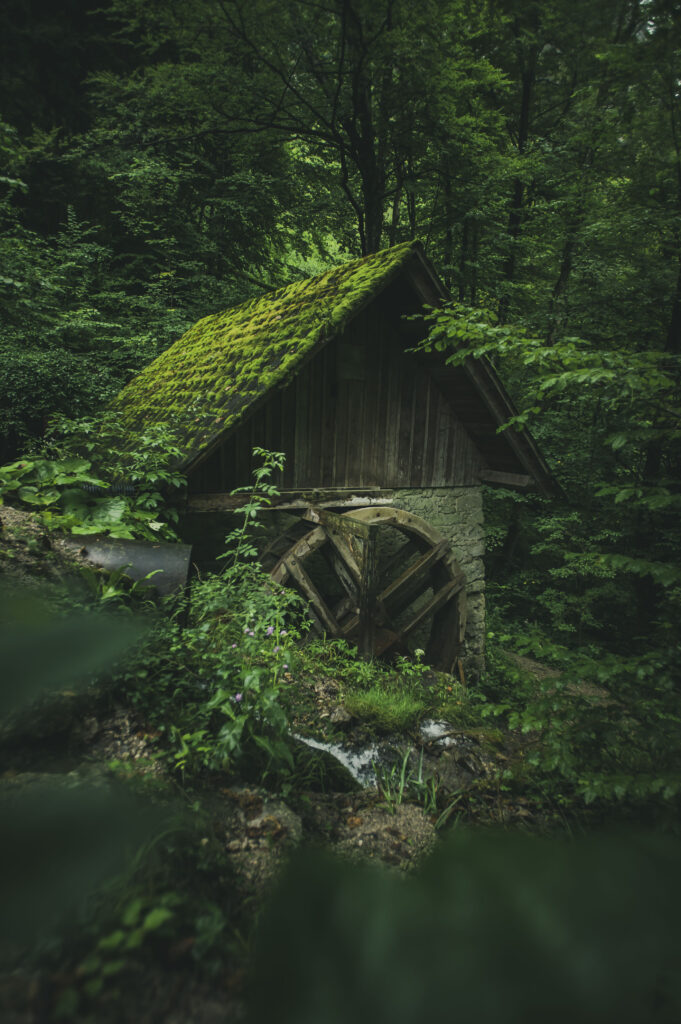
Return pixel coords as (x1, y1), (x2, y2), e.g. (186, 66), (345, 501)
(1, 0), (681, 818)
(2, 0), (681, 1019)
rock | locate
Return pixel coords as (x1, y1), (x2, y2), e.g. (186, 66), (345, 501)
(329, 706), (353, 726)
(435, 748), (474, 791)
(223, 796), (303, 894)
(333, 803), (435, 869)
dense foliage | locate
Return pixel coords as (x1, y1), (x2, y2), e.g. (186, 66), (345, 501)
(3, 0), (679, 816)
(2, 1), (681, 1018)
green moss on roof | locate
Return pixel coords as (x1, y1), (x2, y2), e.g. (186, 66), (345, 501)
(112, 241), (419, 466)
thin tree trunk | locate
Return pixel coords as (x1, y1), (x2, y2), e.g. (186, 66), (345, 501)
(546, 224), (578, 343)
(388, 172), (402, 246)
(498, 42), (537, 323)
(457, 217), (468, 300)
(633, 252), (681, 628)
(470, 219), (479, 306)
(443, 167), (454, 289)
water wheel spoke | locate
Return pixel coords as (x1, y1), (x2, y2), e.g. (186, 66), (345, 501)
(339, 616), (357, 638)
(379, 539), (450, 617)
(324, 528), (363, 585)
(283, 554), (340, 634)
(338, 599), (397, 641)
(333, 595), (356, 621)
(375, 539), (421, 589)
(270, 526), (327, 584)
(373, 626), (408, 658)
(307, 609), (325, 636)
(400, 579), (464, 639)
(260, 519), (315, 570)
(321, 542), (360, 601)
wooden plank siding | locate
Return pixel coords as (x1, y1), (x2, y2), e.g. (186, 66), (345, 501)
(187, 301), (486, 494)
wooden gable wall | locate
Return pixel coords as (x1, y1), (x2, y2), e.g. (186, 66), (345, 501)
(187, 296), (486, 494)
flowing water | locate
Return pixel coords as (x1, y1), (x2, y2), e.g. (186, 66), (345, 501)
(294, 719), (461, 788)
(293, 733), (381, 786)
(419, 719), (458, 748)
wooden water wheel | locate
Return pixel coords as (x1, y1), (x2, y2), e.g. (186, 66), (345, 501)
(267, 506), (467, 671)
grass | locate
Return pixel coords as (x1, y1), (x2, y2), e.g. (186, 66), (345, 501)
(343, 685), (426, 732)
(294, 637), (492, 738)
(438, 694), (487, 730)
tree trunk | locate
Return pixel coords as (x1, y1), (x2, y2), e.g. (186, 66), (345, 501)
(633, 252), (681, 628)
(498, 33), (538, 323)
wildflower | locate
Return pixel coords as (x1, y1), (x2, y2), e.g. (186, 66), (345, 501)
(234, 693), (243, 703)
(273, 646), (280, 654)
(283, 664), (289, 670)
(249, 630), (255, 637)
(231, 643), (237, 649)
(266, 625), (274, 636)
(280, 630), (288, 637)
(243, 626), (249, 633)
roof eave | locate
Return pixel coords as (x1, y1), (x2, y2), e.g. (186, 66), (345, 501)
(404, 247), (561, 498)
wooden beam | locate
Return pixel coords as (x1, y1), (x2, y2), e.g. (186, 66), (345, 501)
(425, 590), (468, 672)
(478, 469), (533, 489)
(187, 489), (394, 513)
(303, 506), (371, 540)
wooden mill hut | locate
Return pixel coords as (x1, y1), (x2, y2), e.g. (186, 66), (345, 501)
(113, 241), (555, 679)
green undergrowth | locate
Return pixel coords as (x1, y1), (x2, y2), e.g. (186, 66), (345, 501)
(0, 413), (186, 541)
(39, 790), (250, 1021)
(293, 637), (486, 738)
(474, 623), (681, 829)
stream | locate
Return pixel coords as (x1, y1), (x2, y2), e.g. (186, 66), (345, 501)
(294, 719), (461, 787)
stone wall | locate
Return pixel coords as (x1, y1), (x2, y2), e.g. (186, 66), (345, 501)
(389, 487), (486, 681)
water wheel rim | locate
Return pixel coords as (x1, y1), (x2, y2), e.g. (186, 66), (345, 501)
(269, 506), (467, 670)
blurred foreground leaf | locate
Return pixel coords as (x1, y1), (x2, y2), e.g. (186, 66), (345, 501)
(0, 587), (161, 946)
(251, 830), (681, 1024)
(0, 778), (165, 943)
(0, 587), (147, 713)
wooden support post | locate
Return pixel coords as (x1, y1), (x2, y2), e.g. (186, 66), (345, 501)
(357, 526), (377, 660)
(426, 588), (468, 673)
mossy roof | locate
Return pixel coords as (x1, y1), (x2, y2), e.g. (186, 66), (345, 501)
(112, 241), (419, 468)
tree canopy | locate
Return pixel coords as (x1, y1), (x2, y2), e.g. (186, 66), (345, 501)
(2, 1), (681, 1018)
